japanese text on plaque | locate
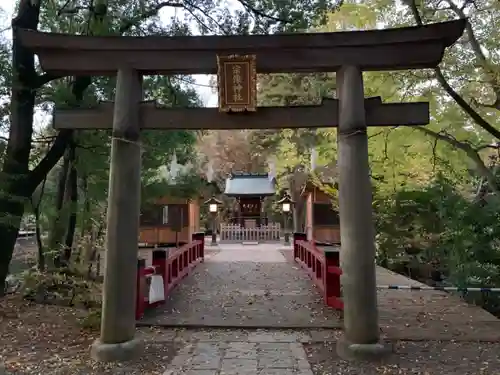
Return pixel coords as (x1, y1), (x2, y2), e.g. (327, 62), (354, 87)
(231, 64), (244, 102)
(217, 54), (256, 112)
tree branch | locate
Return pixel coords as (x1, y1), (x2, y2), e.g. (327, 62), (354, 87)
(475, 142), (500, 152)
(26, 129), (74, 195)
(407, 0), (500, 140)
(34, 72), (63, 89)
(182, 0), (230, 34)
(433, 69), (500, 139)
(118, 2), (184, 33)
(33, 2), (186, 88)
(416, 127), (499, 194)
(236, 0), (291, 23)
(443, 0), (500, 110)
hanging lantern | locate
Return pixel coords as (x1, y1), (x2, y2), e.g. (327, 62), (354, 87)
(277, 195), (294, 213)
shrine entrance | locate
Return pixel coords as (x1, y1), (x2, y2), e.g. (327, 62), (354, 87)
(220, 172), (281, 243)
(18, 19), (465, 362)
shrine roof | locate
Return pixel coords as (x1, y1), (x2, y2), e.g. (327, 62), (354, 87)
(224, 173), (276, 197)
(301, 179), (337, 197)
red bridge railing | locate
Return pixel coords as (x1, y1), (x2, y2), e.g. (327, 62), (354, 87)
(293, 233), (343, 310)
(135, 232), (205, 319)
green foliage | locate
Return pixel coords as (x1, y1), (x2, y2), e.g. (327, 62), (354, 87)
(375, 176), (500, 313)
(79, 309), (102, 331)
(143, 173), (208, 201)
(310, 173), (338, 209)
(19, 268), (101, 308)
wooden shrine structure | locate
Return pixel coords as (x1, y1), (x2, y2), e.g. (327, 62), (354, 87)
(220, 173), (279, 243)
(139, 197), (200, 247)
(302, 181), (340, 245)
(98, 196), (200, 276)
(18, 19), (465, 362)
(224, 173), (275, 227)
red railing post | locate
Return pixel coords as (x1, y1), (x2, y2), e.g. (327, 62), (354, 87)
(135, 258), (147, 320)
(293, 233), (307, 260)
(192, 232), (205, 261)
(152, 249), (167, 302)
(324, 248), (344, 310)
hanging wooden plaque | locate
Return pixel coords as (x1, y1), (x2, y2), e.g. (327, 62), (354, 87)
(217, 54), (257, 112)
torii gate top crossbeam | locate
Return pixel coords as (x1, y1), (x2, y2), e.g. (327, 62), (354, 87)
(18, 19), (465, 75)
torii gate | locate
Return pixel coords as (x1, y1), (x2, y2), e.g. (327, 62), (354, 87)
(18, 19), (465, 362)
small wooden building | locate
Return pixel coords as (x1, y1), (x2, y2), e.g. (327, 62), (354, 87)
(139, 197), (200, 247)
(302, 181), (340, 245)
(224, 173), (275, 227)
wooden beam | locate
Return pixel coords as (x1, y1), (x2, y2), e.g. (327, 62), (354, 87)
(18, 20), (465, 75)
(53, 98), (429, 130)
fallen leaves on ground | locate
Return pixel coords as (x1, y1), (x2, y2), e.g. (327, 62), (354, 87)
(0, 295), (178, 374)
(305, 340), (500, 375)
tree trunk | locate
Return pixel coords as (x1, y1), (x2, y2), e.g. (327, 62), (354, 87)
(292, 197), (305, 232)
(34, 202), (45, 271)
(56, 151), (71, 211)
(32, 176), (47, 271)
(79, 173), (90, 239)
(49, 149), (71, 267)
(0, 0), (41, 294)
(63, 143), (78, 263)
(0, 0), (78, 293)
(77, 172), (93, 265)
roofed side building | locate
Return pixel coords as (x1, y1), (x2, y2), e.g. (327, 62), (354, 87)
(301, 180), (340, 245)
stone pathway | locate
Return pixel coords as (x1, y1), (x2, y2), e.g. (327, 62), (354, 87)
(151, 326), (500, 375)
(142, 244), (500, 338)
(160, 330), (316, 375)
(163, 342), (312, 375)
(142, 245), (341, 328)
(137, 243), (500, 374)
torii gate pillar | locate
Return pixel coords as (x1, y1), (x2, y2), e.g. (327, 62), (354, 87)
(90, 68), (144, 361)
(336, 66), (390, 360)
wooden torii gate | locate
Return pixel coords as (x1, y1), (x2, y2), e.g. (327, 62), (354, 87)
(18, 19), (465, 362)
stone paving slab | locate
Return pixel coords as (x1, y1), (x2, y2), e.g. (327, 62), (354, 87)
(162, 340), (314, 375)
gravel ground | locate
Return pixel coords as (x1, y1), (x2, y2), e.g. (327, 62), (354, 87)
(305, 340), (500, 375)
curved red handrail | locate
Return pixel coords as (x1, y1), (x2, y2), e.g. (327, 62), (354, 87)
(135, 238), (205, 319)
(294, 238), (343, 310)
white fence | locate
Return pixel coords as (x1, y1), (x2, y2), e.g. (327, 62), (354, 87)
(220, 223), (281, 243)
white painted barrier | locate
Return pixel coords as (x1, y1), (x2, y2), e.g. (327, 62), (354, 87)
(220, 223), (281, 243)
